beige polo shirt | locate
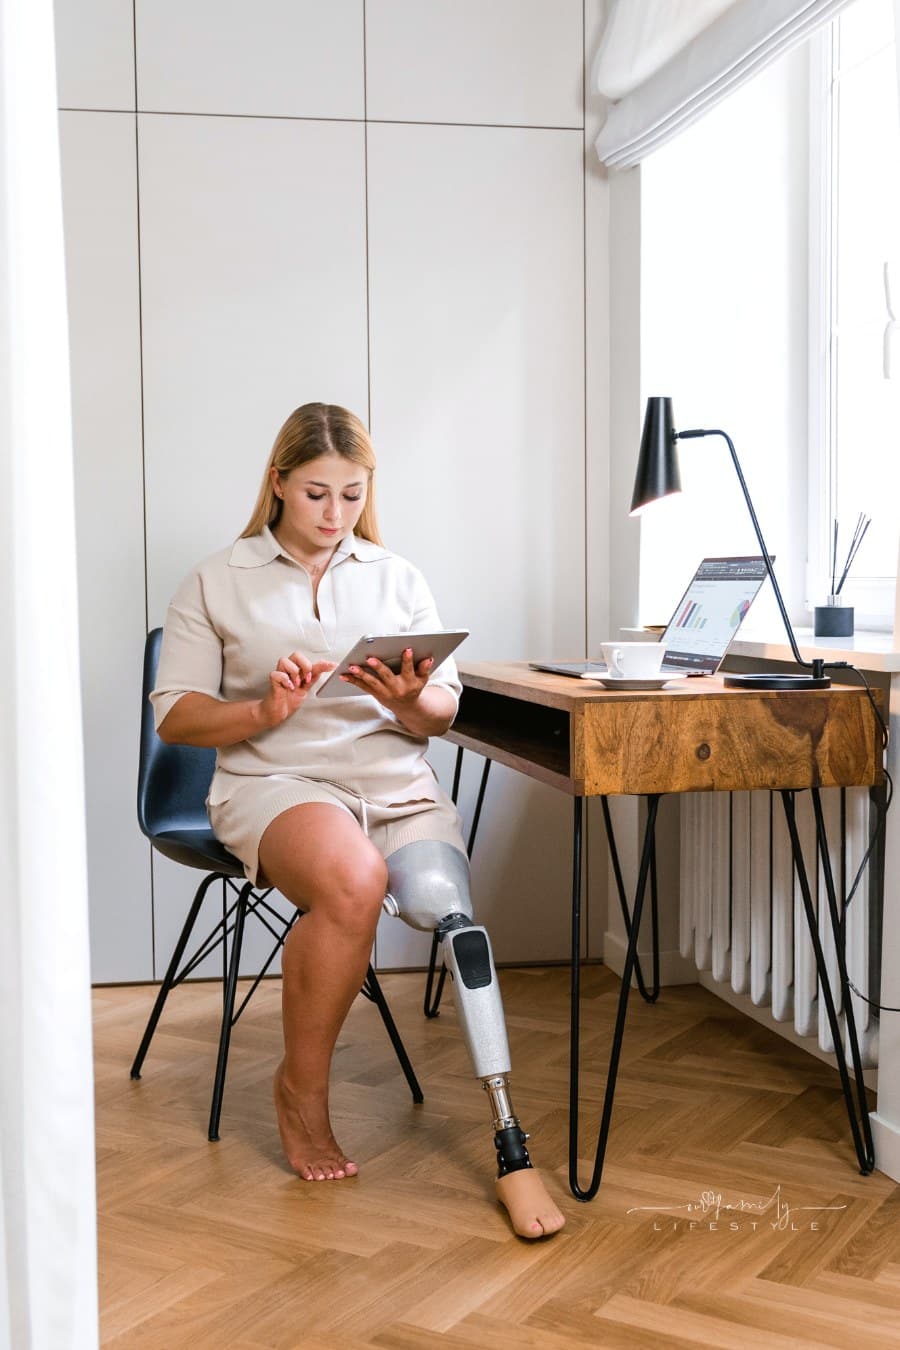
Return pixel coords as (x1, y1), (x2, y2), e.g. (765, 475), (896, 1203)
(150, 527), (462, 808)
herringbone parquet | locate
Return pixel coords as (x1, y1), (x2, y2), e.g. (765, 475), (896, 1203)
(94, 968), (900, 1348)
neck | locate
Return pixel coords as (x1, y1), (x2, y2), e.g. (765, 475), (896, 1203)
(272, 525), (341, 574)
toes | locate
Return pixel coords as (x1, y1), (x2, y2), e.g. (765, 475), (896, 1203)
(295, 1157), (357, 1181)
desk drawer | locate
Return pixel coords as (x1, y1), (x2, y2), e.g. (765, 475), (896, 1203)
(577, 688), (883, 796)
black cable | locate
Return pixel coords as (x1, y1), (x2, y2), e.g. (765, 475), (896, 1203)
(819, 662), (897, 1012)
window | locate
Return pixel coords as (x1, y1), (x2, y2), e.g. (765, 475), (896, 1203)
(810, 0), (900, 626)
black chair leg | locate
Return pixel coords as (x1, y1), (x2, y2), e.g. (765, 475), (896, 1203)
(208, 880), (253, 1141)
(130, 870), (222, 1080)
(365, 965), (424, 1104)
(423, 932), (448, 1018)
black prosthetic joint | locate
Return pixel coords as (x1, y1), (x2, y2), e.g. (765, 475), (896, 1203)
(494, 1124), (532, 1177)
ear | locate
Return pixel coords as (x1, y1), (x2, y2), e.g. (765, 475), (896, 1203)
(270, 466), (283, 500)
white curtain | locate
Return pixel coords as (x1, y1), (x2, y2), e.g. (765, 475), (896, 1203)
(893, 0), (900, 634)
(593, 0), (858, 167)
(0, 1), (98, 1347)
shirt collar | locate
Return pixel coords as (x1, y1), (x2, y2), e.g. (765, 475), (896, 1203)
(228, 525), (390, 569)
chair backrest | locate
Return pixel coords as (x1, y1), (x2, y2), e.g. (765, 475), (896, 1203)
(138, 627), (218, 839)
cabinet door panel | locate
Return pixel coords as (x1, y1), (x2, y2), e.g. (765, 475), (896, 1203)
(55, 0), (135, 110)
(366, 0), (582, 128)
(136, 0), (363, 119)
(139, 114), (368, 619)
(60, 111), (150, 980)
(369, 123), (584, 967)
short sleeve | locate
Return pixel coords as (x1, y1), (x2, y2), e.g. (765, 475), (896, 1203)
(409, 568), (463, 712)
(149, 566), (224, 731)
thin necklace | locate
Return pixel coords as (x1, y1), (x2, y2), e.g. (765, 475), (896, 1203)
(275, 531), (337, 577)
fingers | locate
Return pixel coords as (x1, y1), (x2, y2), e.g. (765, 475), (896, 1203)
(276, 650), (322, 689)
(341, 648), (434, 699)
(269, 654), (333, 710)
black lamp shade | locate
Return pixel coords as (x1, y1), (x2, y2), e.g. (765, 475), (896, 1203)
(630, 396), (681, 514)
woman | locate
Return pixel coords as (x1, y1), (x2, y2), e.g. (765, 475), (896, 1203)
(151, 403), (564, 1238)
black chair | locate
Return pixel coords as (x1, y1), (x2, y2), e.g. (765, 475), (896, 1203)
(131, 626), (423, 1141)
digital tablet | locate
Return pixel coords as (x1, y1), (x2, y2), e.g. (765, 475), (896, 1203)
(315, 629), (469, 698)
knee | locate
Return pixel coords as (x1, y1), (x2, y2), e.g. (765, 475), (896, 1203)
(318, 849), (388, 938)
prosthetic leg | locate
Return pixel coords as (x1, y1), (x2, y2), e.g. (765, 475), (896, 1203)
(384, 840), (564, 1235)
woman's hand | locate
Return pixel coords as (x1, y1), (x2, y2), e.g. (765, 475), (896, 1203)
(341, 647), (432, 711)
(340, 648), (456, 737)
(259, 651), (336, 729)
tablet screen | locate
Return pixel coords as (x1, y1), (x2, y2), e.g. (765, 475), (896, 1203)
(315, 629), (468, 698)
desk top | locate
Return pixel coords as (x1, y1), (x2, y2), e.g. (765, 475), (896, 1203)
(447, 661), (885, 797)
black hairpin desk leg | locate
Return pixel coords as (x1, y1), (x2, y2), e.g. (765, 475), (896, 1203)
(569, 793), (662, 1201)
(780, 789), (875, 1174)
(600, 796), (660, 1003)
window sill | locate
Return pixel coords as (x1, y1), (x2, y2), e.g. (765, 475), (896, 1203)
(730, 627), (900, 672)
(624, 627), (900, 672)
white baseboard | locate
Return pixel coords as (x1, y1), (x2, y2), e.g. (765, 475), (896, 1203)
(870, 1113), (900, 1183)
(602, 929), (698, 986)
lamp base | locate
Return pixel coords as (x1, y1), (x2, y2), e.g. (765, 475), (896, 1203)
(722, 672), (831, 690)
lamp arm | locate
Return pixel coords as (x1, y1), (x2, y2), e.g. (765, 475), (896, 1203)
(676, 428), (823, 676)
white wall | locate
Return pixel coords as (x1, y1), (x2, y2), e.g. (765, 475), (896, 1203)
(56, 0), (611, 980)
(638, 47), (810, 633)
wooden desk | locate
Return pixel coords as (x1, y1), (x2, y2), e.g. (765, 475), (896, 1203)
(444, 662), (886, 1199)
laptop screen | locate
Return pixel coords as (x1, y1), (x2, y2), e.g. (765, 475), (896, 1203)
(661, 556), (769, 674)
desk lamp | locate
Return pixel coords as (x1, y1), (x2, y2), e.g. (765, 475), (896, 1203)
(630, 397), (831, 689)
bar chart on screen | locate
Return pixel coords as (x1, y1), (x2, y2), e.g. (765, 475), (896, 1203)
(665, 575), (761, 660)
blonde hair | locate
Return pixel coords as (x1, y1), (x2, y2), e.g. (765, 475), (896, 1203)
(241, 403), (383, 544)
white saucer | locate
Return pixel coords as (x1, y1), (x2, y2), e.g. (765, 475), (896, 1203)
(590, 675), (672, 690)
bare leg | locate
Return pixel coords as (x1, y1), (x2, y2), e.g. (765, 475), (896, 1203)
(258, 803), (387, 1181)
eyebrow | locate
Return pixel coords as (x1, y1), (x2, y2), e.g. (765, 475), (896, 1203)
(304, 479), (365, 489)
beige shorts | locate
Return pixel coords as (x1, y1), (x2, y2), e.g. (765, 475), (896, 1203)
(208, 773), (466, 886)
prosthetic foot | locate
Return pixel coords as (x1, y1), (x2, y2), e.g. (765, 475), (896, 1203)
(386, 840), (565, 1238)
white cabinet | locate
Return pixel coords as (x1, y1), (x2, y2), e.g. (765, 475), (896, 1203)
(59, 111), (150, 980)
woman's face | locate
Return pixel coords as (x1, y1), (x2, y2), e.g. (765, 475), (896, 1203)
(271, 454), (368, 553)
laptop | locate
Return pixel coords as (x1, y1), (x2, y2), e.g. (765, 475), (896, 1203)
(530, 556), (769, 680)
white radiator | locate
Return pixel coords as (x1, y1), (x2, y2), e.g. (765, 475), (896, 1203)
(680, 788), (878, 1067)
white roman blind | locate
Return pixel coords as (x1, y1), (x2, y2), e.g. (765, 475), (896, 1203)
(593, 0), (859, 167)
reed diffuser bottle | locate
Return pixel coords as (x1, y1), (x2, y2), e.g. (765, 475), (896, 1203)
(814, 515), (870, 638)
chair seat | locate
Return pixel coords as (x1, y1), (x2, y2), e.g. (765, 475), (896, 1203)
(150, 828), (246, 877)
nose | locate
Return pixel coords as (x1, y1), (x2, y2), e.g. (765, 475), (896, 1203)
(323, 498), (340, 521)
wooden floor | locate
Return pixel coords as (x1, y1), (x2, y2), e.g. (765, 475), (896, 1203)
(94, 967), (900, 1348)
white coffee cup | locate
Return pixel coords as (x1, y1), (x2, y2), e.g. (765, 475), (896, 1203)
(600, 640), (664, 679)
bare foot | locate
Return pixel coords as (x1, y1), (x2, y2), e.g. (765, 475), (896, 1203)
(273, 1063), (358, 1181)
(496, 1168), (565, 1238)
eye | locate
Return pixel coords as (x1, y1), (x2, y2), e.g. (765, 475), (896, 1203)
(306, 493), (325, 501)
(343, 493), (362, 502)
